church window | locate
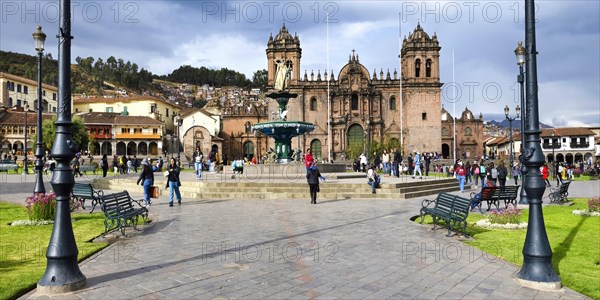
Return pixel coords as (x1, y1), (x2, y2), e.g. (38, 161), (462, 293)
(422, 112), (427, 120)
(389, 96), (397, 110)
(415, 59), (421, 77)
(465, 127), (472, 136)
(245, 121), (252, 133)
(442, 127), (448, 136)
(310, 97), (318, 111)
(351, 93), (359, 111)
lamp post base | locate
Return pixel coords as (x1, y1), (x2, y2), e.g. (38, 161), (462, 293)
(36, 257), (86, 295)
(515, 278), (562, 291)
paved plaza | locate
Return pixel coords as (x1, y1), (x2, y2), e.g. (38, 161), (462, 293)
(1, 172), (596, 299)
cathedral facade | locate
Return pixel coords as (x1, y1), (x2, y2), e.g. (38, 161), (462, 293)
(264, 24), (443, 161)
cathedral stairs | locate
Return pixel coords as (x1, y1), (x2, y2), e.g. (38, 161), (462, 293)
(92, 174), (469, 201)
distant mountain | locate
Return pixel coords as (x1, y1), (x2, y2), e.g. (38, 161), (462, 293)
(487, 119), (552, 129)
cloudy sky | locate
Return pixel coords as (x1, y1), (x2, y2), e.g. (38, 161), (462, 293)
(1, 0), (598, 126)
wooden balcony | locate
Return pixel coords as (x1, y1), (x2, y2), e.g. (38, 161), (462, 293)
(115, 133), (161, 140)
(90, 133), (112, 139)
(570, 142), (589, 149)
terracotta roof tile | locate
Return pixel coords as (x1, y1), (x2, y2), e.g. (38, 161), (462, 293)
(0, 108), (53, 125)
(76, 112), (164, 126)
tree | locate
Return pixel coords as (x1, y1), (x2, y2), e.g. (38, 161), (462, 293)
(34, 116), (89, 155)
(252, 69), (268, 91)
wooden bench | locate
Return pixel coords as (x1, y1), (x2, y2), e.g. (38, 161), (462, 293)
(549, 181), (571, 203)
(79, 164), (97, 174)
(420, 192), (471, 237)
(72, 182), (104, 213)
(99, 191), (148, 236)
(470, 186), (498, 213)
(0, 163), (19, 173)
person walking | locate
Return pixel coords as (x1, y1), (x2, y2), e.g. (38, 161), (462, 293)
(511, 162), (520, 185)
(112, 155), (118, 175)
(412, 151), (422, 179)
(133, 156), (139, 173)
(100, 154), (109, 178)
(497, 161), (508, 187)
(304, 149), (314, 173)
(136, 158), (154, 207)
(455, 160), (467, 192)
(424, 153), (431, 176)
(541, 162), (551, 187)
(407, 154), (414, 175)
(306, 162), (325, 204)
(194, 148), (203, 179)
(382, 150), (390, 176)
(166, 158), (182, 207)
(359, 153), (368, 173)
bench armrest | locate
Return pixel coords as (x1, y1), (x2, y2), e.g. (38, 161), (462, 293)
(421, 198), (435, 208)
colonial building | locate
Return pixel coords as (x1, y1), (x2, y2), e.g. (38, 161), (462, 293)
(441, 107), (485, 159)
(76, 112), (164, 157)
(0, 107), (53, 157)
(254, 24), (444, 161)
(73, 95), (182, 134)
(178, 107), (223, 160)
(0, 72), (58, 113)
(219, 96), (269, 161)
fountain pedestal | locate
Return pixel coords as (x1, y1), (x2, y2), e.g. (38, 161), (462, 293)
(253, 91), (315, 163)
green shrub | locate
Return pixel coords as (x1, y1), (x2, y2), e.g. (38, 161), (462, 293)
(25, 193), (56, 221)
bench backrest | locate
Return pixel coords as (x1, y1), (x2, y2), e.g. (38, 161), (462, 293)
(496, 186), (519, 200)
(560, 181), (571, 193)
(72, 183), (93, 196)
(434, 192), (471, 220)
(99, 193), (121, 217)
(113, 191), (137, 213)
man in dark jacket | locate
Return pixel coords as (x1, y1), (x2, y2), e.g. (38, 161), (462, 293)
(306, 162), (325, 204)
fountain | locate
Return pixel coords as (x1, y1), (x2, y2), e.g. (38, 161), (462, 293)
(252, 61), (315, 163)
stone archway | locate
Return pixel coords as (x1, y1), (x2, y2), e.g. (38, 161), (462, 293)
(127, 141), (137, 156)
(101, 142), (112, 155)
(116, 142), (126, 156)
(138, 142), (148, 156)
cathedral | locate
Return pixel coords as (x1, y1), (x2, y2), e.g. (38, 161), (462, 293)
(264, 24), (443, 161)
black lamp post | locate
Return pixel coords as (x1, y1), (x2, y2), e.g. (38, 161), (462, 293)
(22, 101), (29, 175)
(33, 25), (46, 194)
(515, 41), (528, 205)
(516, 0), (561, 289)
(38, 0), (86, 293)
(551, 132), (556, 178)
(174, 114), (182, 163)
(504, 105), (520, 169)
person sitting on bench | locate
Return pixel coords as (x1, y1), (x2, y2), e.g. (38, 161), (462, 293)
(470, 177), (496, 211)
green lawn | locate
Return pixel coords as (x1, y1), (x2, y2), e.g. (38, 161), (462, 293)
(421, 198), (600, 299)
(0, 202), (108, 300)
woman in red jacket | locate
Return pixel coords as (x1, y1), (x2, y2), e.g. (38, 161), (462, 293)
(304, 149), (314, 173)
(541, 163), (550, 187)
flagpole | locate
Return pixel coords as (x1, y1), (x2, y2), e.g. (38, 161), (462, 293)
(452, 49), (456, 161)
(398, 13), (403, 155)
(327, 13), (332, 163)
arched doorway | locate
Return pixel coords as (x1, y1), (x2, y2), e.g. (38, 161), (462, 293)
(116, 142), (126, 156)
(556, 153), (564, 163)
(310, 139), (322, 161)
(1, 140), (11, 155)
(149, 142), (158, 156)
(347, 124), (364, 158)
(127, 142), (137, 156)
(101, 142), (112, 155)
(565, 153), (574, 165)
(138, 142), (148, 156)
(442, 143), (450, 159)
(547, 154), (554, 163)
(92, 142), (101, 155)
(243, 141), (254, 159)
(574, 153), (583, 164)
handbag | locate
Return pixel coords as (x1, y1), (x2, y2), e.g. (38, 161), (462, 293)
(163, 170), (169, 177)
(150, 186), (159, 198)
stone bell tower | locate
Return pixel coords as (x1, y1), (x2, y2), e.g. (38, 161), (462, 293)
(400, 23), (443, 154)
(266, 24), (302, 87)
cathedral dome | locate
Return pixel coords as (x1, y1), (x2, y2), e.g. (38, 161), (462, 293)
(274, 24), (293, 42)
(408, 23), (430, 41)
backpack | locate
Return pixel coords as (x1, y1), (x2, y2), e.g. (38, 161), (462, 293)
(491, 167), (498, 179)
(480, 165), (486, 174)
(474, 166), (480, 175)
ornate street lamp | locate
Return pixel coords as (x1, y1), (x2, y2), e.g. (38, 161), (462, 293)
(173, 114), (183, 163)
(516, 0), (561, 290)
(515, 41), (528, 205)
(22, 101), (29, 175)
(504, 105), (520, 169)
(33, 25), (47, 194)
(38, 0), (87, 293)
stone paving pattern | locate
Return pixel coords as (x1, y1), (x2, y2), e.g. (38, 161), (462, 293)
(0, 172), (596, 299)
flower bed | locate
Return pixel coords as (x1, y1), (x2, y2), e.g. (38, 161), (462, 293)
(571, 210), (600, 217)
(10, 219), (54, 226)
(474, 219), (528, 229)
